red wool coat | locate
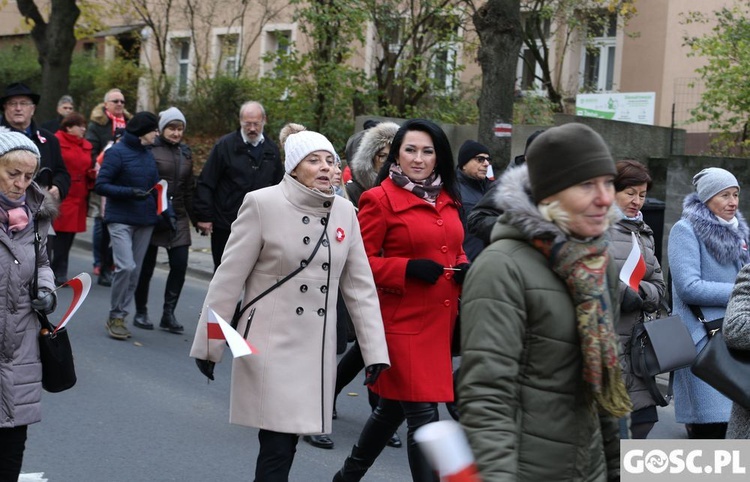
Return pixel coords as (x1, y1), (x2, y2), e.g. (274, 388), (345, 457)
(53, 130), (92, 233)
(358, 178), (467, 402)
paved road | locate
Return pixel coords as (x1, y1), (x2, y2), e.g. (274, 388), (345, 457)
(20, 247), (414, 482)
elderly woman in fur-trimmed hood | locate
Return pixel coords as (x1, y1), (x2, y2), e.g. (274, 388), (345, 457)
(0, 131), (59, 480)
(669, 167), (749, 439)
(345, 121), (399, 208)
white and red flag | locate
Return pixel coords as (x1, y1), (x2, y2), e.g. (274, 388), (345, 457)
(55, 273), (92, 334)
(206, 306), (257, 358)
(619, 231), (647, 292)
(154, 179), (168, 214)
(415, 421), (480, 482)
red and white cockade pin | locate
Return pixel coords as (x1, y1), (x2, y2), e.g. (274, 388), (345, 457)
(336, 227), (345, 242)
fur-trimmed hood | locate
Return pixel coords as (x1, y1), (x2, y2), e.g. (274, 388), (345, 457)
(349, 122), (399, 191)
(88, 102), (132, 127)
(490, 165), (618, 244)
(29, 181), (59, 221)
(681, 192), (750, 265)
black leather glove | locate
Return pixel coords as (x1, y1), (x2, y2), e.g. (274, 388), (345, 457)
(132, 188), (150, 200)
(364, 363), (388, 386)
(195, 359), (215, 381)
(31, 290), (56, 314)
(406, 259), (444, 284)
(621, 287), (644, 313)
(452, 263), (471, 285)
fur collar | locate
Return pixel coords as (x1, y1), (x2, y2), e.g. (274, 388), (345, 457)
(490, 165), (618, 244)
(349, 122), (399, 191)
(89, 103), (132, 127)
(681, 192), (750, 265)
(28, 182), (59, 221)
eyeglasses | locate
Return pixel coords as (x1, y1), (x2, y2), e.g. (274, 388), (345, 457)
(108, 99), (126, 104)
(473, 156), (491, 163)
(6, 101), (34, 108)
(241, 121), (263, 128)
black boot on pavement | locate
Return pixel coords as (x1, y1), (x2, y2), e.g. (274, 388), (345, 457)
(303, 434), (334, 449)
(159, 290), (184, 334)
(133, 311), (154, 330)
(332, 444), (375, 482)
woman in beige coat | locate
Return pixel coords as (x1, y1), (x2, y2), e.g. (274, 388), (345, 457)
(190, 124), (389, 482)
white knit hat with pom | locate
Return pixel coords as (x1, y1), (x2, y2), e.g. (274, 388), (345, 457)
(284, 130), (337, 174)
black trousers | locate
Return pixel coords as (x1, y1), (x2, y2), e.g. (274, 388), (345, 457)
(335, 341), (379, 410)
(211, 228), (231, 272)
(686, 422), (727, 439)
(355, 398), (439, 482)
(50, 231), (76, 282)
(255, 430), (299, 482)
(0, 425), (28, 482)
(135, 244), (189, 312)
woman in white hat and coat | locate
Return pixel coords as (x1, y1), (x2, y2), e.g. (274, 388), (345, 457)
(190, 124), (389, 481)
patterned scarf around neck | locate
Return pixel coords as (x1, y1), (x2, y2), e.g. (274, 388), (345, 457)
(0, 192), (30, 236)
(389, 163), (442, 203)
(532, 236), (632, 418)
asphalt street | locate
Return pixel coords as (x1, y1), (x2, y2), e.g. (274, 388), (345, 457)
(19, 241), (687, 481)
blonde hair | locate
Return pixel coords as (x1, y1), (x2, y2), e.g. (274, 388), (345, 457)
(0, 149), (39, 174)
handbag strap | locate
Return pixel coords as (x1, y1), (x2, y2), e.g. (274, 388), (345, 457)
(232, 213), (330, 327)
(636, 346), (671, 407)
(688, 304), (723, 336)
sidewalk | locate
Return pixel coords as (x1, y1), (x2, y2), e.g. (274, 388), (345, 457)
(72, 218), (215, 282)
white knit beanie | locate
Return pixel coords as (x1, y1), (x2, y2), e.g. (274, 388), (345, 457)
(693, 167), (739, 203)
(0, 131), (40, 161)
(284, 130), (337, 174)
(158, 107), (186, 132)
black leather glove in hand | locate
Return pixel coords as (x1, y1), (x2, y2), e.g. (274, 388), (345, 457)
(132, 188), (150, 200)
(621, 287), (644, 313)
(195, 359), (215, 381)
(452, 263), (471, 285)
(31, 290), (56, 314)
(406, 259), (444, 284)
(364, 363), (388, 386)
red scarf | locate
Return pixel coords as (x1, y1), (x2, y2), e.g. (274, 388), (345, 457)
(105, 109), (127, 134)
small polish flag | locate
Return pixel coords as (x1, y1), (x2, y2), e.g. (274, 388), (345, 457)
(206, 307), (256, 358)
(415, 421), (480, 481)
(154, 179), (168, 214)
(619, 232), (647, 292)
(55, 273), (92, 334)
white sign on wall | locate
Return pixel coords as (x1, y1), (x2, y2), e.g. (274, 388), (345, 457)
(575, 92), (656, 126)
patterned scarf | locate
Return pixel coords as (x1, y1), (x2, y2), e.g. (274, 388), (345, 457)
(0, 192), (30, 236)
(105, 109), (127, 134)
(389, 163), (442, 203)
(532, 236), (632, 418)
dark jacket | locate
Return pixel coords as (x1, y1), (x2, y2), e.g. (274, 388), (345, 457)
(466, 180), (501, 247)
(0, 183), (57, 428)
(94, 132), (160, 226)
(150, 136), (194, 248)
(0, 116), (70, 200)
(458, 166), (620, 482)
(85, 103), (132, 160)
(193, 130), (282, 231)
(456, 168), (493, 261)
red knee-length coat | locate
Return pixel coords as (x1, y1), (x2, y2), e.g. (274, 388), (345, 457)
(53, 130), (92, 233)
(358, 178), (467, 402)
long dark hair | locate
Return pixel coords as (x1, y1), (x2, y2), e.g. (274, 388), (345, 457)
(374, 118), (461, 204)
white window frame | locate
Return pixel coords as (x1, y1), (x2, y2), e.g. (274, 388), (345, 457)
(579, 16), (618, 92)
(516, 15), (550, 94)
(260, 23), (296, 77)
(211, 26), (243, 77)
(166, 31), (193, 99)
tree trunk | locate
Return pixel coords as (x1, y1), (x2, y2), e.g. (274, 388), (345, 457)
(473, 0), (522, 172)
(17, 0), (80, 122)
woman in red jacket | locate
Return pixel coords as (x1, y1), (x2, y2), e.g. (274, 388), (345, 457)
(334, 119), (469, 482)
(51, 112), (93, 284)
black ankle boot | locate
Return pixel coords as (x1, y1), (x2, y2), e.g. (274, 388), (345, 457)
(332, 445), (373, 482)
(133, 311), (153, 330)
(159, 290), (184, 334)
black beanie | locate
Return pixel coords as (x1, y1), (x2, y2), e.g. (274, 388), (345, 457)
(525, 123), (615, 202)
(457, 140), (489, 169)
(126, 111), (159, 137)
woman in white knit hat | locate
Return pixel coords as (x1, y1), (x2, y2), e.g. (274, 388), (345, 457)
(0, 131), (59, 480)
(190, 124), (389, 481)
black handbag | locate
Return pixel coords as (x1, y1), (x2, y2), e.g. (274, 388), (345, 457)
(630, 312), (696, 406)
(33, 219), (77, 393)
(689, 305), (750, 410)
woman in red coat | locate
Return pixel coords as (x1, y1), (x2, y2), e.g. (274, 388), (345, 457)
(51, 112), (93, 284)
(334, 119), (469, 482)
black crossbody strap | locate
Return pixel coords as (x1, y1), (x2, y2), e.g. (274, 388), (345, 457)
(32, 216), (39, 298)
(688, 304), (723, 336)
(231, 214), (330, 328)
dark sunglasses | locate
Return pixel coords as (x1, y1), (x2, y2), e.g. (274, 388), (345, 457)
(108, 99), (126, 104)
(474, 155), (491, 163)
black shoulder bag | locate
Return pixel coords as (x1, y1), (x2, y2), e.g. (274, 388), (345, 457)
(230, 214), (330, 337)
(689, 304), (750, 410)
(33, 219), (77, 393)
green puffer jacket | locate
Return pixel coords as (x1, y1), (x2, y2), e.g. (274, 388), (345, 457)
(458, 166), (621, 482)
